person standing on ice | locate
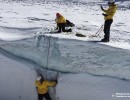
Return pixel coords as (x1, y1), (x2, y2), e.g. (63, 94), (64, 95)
(100, 0), (117, 42)
(35, 74), (56, 100)
(55, 13), (72, 33)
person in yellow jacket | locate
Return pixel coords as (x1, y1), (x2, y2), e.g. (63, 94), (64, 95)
(100, 0), (117, 42)
(35, 74), (56, 100)
(55, 13), (72, 33)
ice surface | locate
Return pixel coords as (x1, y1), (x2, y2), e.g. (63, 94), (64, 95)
(1, 35), (130, 80)
(0, 50), (37, 100)
(0, 1), (130, 100)
(57, 73), (130, 100)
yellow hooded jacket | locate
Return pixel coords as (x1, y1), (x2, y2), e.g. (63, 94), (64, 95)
(55, 15), (66, 24)
(35, 80), (56, 94)
(102, 4), (117, 20)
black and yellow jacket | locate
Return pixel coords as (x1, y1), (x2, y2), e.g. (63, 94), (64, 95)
(35, 80), (56, 94)
(102, 4), (117, 20)
(55, 15), (66, 24)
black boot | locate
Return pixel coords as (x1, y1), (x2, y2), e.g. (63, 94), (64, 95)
(57, 31), (61, 33)
(66, 29), (72, 32)
(101, 38), (109, 42)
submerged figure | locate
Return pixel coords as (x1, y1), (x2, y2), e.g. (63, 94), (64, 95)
(35, 74), (56, 100)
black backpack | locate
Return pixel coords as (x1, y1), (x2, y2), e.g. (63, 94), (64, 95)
(65, 20), (75, 27)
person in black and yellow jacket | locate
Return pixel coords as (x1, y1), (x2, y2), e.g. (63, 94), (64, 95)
(100, 0), (117, 42)
(35, 74), (56, 100)
(55, 13), (72, 33)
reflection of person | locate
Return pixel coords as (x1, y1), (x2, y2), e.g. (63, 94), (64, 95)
(55, 13), (72, 33)
(100, 0), (117, 42)
(35, 74), (56, 100)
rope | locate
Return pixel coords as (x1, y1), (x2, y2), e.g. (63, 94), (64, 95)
(95, 25), (104, 36)
(89, 25), (104, 38)
(46, 36), (51, 78)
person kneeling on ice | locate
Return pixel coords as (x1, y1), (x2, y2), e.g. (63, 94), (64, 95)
(100, 0), (117, 42)
(55, 13), (73, 33)
(35, 74), (56, 100)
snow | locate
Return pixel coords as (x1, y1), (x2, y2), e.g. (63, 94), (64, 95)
(0, 0), (130, 100)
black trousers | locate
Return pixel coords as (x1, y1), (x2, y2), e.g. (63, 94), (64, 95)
(38, 92), (51, 100)
(57, 23), (72, 33)
(103, 19), (113, 41)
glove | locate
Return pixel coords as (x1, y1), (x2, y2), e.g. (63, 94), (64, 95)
(102, 13), (108, 17)
(36, 76), (41, 81)
(100, 5), (104, 10)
